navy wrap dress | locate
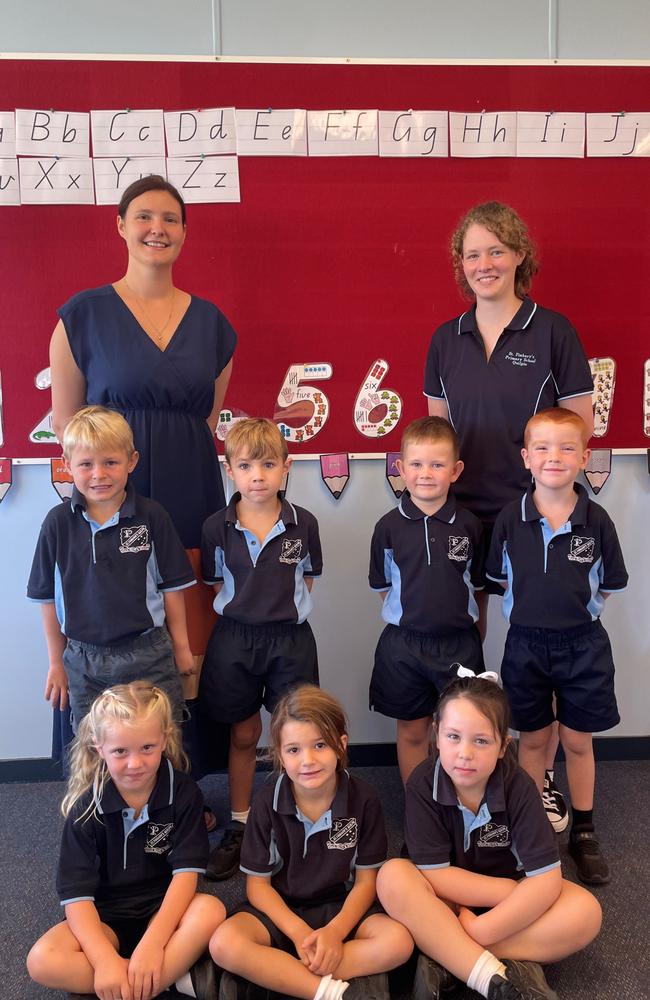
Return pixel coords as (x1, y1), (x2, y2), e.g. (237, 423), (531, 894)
(58, 285), (237, 549)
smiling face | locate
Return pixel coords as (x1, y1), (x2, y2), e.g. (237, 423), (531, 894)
(522, 419), (590, 493)
(96, 716), (166, 803)
(280, 720), (345, 800)
(435, 696), (508, 807)
(117, 190), (186, 267)
(461, 223), (525, 304)
(397, 439), (463, 514)
(66, 444), (138, 514)
(225, 450), (291, 507)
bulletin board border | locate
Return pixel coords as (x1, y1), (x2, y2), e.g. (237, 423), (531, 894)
(2, 53), (650, 67)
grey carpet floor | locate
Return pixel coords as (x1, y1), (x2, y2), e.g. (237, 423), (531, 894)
(2, 761), (648, 1000)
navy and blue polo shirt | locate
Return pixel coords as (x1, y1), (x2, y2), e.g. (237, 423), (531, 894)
(240, 770), (387, 903)
(27, 483), (195, 646)
(486, 483), (628, 629)
(369, 492), (484, 633)
(405, 756), (560, 881)
(56, 758), (208, 921)
(423, 299), (593, 523)
(201, 493), (322, 625)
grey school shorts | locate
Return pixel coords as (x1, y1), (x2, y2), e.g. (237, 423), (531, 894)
(63, 626), (186, 731)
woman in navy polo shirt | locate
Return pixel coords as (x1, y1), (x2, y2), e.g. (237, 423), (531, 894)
(377, 675), (602, 1000)
(424, 202), (594, 829)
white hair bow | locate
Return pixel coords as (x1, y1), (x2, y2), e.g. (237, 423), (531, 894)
(455, 664), (500, 684)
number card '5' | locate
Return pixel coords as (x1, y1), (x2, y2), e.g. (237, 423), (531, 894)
(272, 363), (333, 444)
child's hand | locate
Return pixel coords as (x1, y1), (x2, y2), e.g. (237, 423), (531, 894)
(175, 649), (197, 676)
(301, 925), (344, 975)
(44, 661), (68, 710)
(127, 939), (165, 1000)
(93, 953), (133, 1000)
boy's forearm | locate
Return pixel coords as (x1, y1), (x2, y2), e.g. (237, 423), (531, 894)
(163, 591), (193, 670)
(40, 602), (66, 664)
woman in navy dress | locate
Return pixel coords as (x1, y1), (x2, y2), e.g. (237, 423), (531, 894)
(49, 179), (237, 812)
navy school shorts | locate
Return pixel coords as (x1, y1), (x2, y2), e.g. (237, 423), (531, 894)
(369, 623), (485, 721)
(232, 888), (383, 954)
(501, 619), (619, 734)
(63, 626), (186, 732)
(199, 616), (319, 725)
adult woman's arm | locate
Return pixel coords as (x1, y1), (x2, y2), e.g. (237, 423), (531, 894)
(427, 397), (450, 420)
(50, 320), (87, 443)
(558, 394), (594, 440)
(206, 359), (234, 433)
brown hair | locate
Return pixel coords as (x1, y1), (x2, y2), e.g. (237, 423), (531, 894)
(434, 675), (511, 752)
(225, 418), (289, 465)
(401, 416), (460, 462)
(268, 685), (348, 773)
(117, 175), (186, 226)
(451, 201), (539, 300)
(63, 405), (135, 461)
(524, 407), (590, 448)
(61, 683), (187, 820)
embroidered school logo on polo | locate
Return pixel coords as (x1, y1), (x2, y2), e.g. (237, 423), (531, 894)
(503, 350), (537, 368)
(448, 535), (470, 562)
(476, 823), (510, 848)
(118, 524), (151, 554)
(279, 538), (303, 564)
(144, 822), (173, 854)
(326, 817), (358, 851)
(567, 536), (595, 563)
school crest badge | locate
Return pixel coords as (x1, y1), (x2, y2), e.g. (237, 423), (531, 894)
(119, 525), (151, 554)
(448, 536), (470, 562)
(326, 817), (358, 851)
(144, 822), (173, 854)
(279, 538), (303, 565)
(477, 823), (510, 848)
(567, 536), (595, 563)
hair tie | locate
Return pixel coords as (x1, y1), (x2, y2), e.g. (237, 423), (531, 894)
(455, 664), (500, 684)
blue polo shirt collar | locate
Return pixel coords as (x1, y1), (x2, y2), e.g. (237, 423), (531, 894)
(521, 482), (589, 526)
(431, 756), (507, 814)
(94, 757), (175, 815)
(458, 297), (537, 336)
(224, 492), (298, 528)
(70, 481), (137, 519)
(398, 491), (457, 524)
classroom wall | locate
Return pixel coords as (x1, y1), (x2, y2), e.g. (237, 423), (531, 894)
(2, 2), (649, 762)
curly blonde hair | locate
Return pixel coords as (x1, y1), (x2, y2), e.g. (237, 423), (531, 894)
(451, 201), (539, 301)
(61, 683), (187, 820)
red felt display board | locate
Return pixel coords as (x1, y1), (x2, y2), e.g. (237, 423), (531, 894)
(1, 59), (649, 457)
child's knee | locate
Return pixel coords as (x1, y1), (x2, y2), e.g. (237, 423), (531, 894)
(26, 938), (54, 984)
(390, 921), (416, 963)
(187, 891), (227, 929)
(210, 919), (244, 967)
(576, 888), (602, 946)
(231, 715), (263, 751)
(377, 858), (418, 907)
(560, 727), (593, 756)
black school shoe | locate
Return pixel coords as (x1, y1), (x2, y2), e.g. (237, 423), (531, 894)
(568, 829), (610, 885)
(218, 971), (269, 1000)
(205, 824), (245, 881)
(344, 971), (390, 1000)
(189, 948), (219, 999)
(491, 960), (558, 1000)
(413, 953), (460, 999)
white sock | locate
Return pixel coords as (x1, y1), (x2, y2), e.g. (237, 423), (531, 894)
(174, 970), (197, 997)
(231, 808), (250, 824)
(547, 769), (555, 781)
(467, 950), (507, 997)
(313, 974), (332, 1000)
(313, 974), (350, 1000)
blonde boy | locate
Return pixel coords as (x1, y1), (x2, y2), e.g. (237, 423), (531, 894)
(487, 408), (628, 885)
(369, 416), (486, 783)
(199, 418), (322, 880)
(27, 405), (196, 728)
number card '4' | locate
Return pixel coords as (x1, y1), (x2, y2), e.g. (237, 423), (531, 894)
(273, 363), (333, 444)
(353, 359), (403, 438)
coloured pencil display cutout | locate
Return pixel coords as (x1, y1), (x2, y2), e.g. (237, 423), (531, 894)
(319, 453), (350, 500)
(584, 450), (612, 495)
(589, 357), (616, 438)
(50, 458), (74, 501)
(385, 453), (405, 499)
(0, 457), (11, 503)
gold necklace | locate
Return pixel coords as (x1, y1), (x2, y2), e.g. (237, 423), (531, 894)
(123, 281), (176, 345)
